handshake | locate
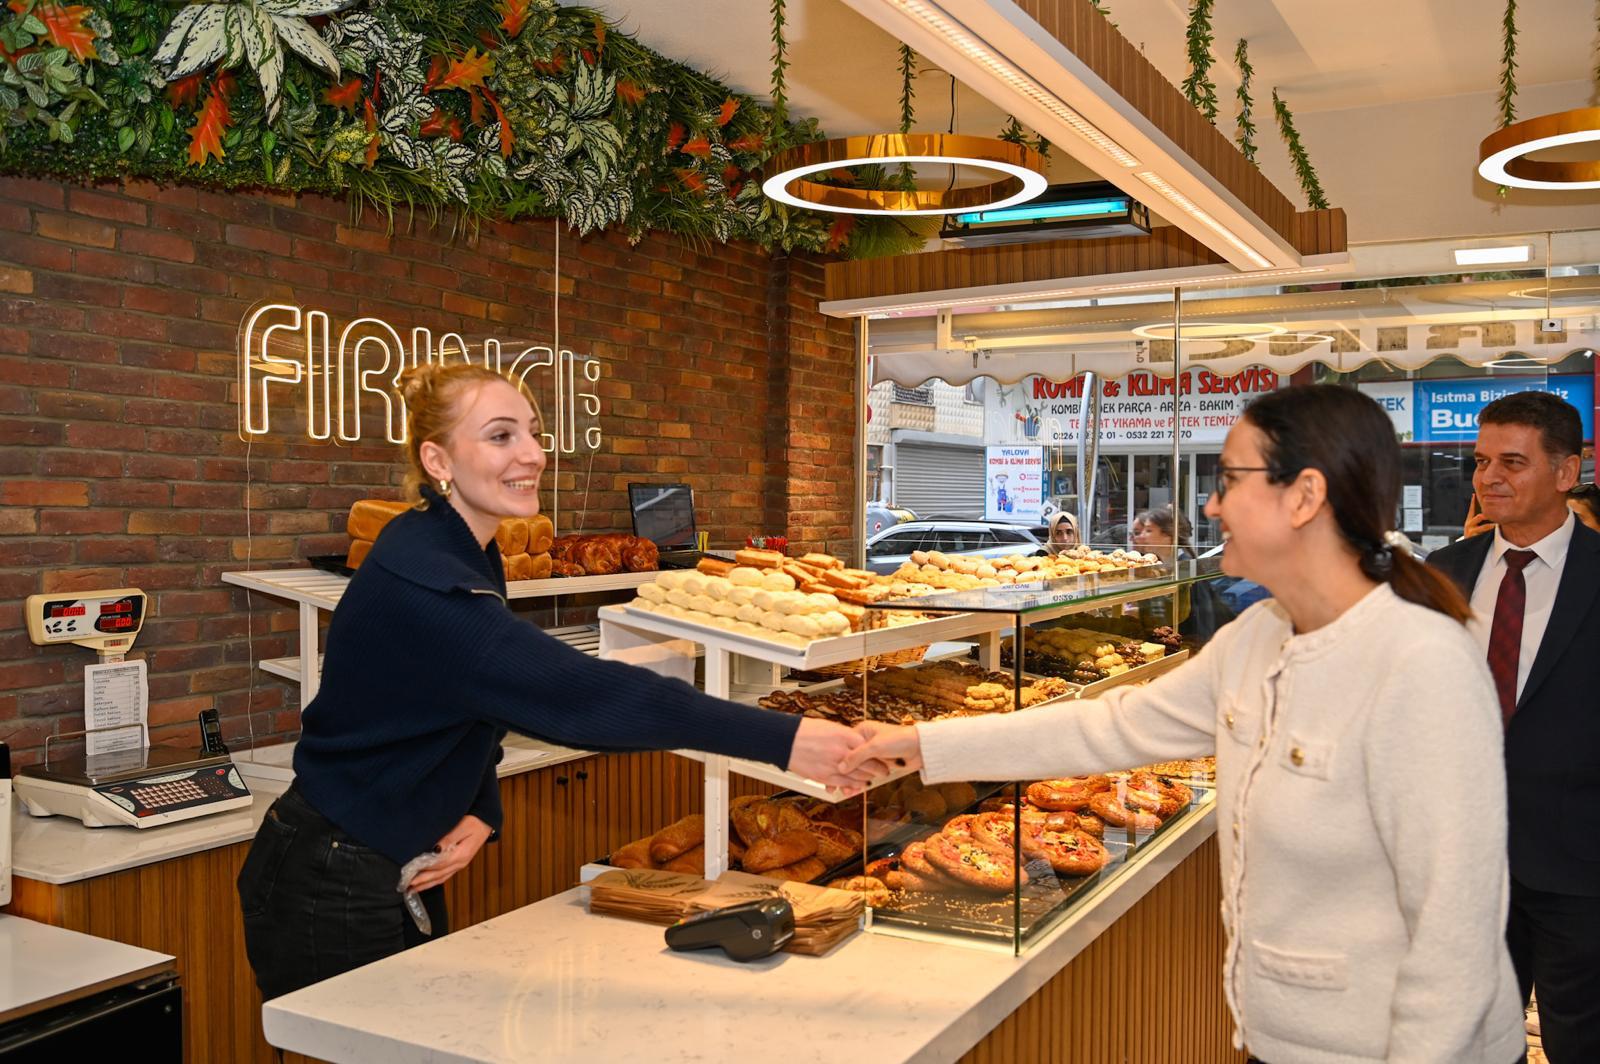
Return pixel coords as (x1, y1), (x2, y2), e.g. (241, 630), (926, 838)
(784, 718), (925, 794)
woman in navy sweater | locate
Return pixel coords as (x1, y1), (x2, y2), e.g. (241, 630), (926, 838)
(238, 362), (872, 1000)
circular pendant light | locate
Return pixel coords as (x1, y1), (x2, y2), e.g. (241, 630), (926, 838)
(1478, 108), (1600, 190)
(762, 133), (1049, 216)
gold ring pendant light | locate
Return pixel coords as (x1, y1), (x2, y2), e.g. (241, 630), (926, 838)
(762, 133), (1049, 216)
(1478, 108), (1600, 190)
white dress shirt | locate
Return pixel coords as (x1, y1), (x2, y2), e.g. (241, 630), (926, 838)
(1466, 511), (1576, 703)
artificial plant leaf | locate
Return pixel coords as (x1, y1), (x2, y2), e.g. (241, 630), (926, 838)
(28, 1), (100, 63)
(497, 0), (531, 38)
(242, 6), (284, 120)
(270, 13), (339, 76)
(322, 77), (362, 112)
(186, 84), (231, 165)
(260, 0), (358, 16)
(162, 4), (229, 79)
(151, 5), (202, 66)
(436, 47), (492, 92)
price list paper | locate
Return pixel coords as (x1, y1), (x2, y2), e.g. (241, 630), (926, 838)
(84, 660), (148, 757)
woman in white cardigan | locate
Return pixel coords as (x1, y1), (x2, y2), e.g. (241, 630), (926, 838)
(844, 386), (1525, 1064)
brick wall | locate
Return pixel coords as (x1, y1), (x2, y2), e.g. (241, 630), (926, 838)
(0, 176), (855, 767)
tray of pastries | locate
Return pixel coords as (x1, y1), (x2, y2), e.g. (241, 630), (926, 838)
(755, 661), (1073, 725)
(882, 546), (1161, 594)
(999, 627), (1185, 689)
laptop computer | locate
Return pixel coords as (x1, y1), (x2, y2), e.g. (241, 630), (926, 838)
(628, 483), (709, 569)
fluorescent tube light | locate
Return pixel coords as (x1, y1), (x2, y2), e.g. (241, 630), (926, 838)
(1453, 245), (1531, 266)
(954, 199), (1129, 224)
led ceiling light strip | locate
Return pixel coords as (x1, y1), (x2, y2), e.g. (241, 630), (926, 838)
(762, 134), (1048, 216)
(890, 0), (1141, 169)
(1134, 171), (1274, 270)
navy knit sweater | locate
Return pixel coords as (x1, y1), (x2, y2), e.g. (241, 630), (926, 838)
(293, 488), (802, 864)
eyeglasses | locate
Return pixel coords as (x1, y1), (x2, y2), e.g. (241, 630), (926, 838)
(1213, 464), (1274, 501)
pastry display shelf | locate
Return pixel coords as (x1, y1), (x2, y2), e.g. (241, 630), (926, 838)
(255, 624), (612, 685)
(598, 562), (1225, 879)
(222, 567), (656, 702)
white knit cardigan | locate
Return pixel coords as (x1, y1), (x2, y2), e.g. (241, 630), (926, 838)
(917, 585), (1524, 1064)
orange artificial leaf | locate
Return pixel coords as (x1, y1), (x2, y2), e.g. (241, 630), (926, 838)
(446, 115), (464, 141)
(675, 169), (706, 193)
(728, 181), (744, 199)
(728, 133), (765, 153)
(25, 1), (99, 63)
(498, 0), (531, 37)
(477, 29), (499, 51)
(825, 216), (856, 253)
(364, 134), (380, 169)
(592, 17), (606, 55)
(419, 106), (449, 137)
(468, 87), (485, 127)
(424, 54), (447, 91)
(369, 66), (382, 109)
(480, 87), (514, 158)
(186, 88), (232, 167)
(681, 136), (711, 159)
(615, 80), (644, 106)
(722, 164), (741, 183)
(166, 72), (205, 109)
(665, 122), (686, 152)
(214, 69), (237, 99)
(436, 48), (494, 93)
(580, 47), (595, 66)
(716, 98), (739, 127)
(323, 77), (364, 113)
(531, 48), (567, 75)
(362, 96), (377, 133)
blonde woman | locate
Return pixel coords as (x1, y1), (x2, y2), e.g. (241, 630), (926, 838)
(238, 363), (870, 1000)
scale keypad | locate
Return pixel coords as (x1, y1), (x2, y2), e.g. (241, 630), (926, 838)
(98, 765), (250, 819)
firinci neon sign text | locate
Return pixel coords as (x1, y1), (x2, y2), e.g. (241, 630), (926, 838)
(237, 303), (602, 452)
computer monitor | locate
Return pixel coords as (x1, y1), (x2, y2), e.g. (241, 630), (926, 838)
(628, 483), (697, 548)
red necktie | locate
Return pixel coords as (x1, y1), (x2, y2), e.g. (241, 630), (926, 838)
(1487, 549), (1537, 724)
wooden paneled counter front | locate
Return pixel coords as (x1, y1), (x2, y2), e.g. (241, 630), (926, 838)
(6, 747), (1239, 1063)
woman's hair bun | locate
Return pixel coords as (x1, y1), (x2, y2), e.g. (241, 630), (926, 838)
(397, 362), (448, 407)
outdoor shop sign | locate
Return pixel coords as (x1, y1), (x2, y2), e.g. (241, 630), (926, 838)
(985, 368), (1283, 449)
(237, 303), (603, 453)
(985, 446), (1045, 523)
(1411, 375), (1595, 443)
(1355, 381), (1416, 441)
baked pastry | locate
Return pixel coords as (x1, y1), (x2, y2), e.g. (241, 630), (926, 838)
(922, 831), (1024, 893)
(827, 876), (890, 906)
(494, 517), (529, 556)
(527, 553), (552, 580)
(621, 538), (659, 573)
(735, 548), (785, 569)
(346, 539), (373, 569)
(609, 837), (653, 869)
(346, 499), (409, 541)
(1026, 775), (1112, 811)
(800, 552), (843, 570)
(525, 515), (554, 556)
(756, 856), (826, 883)
(696, 557), (735, 577)
(648, 814), (705, 864)
(662, 844), (705, 875)
(1021, 828), (1109, 876)
(1088, 790), (1163, 831)
(506, 553), (534, 581)
(969, 811), (1020, 856)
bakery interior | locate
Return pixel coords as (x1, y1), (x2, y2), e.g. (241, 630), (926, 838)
(1, 0), (1597, 1061)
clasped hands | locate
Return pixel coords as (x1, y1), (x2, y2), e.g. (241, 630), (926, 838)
(785, 718), (926, 794)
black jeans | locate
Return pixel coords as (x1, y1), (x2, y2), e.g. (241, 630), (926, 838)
(237, 784), (447, 1001)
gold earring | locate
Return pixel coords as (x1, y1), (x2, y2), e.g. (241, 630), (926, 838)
(437, 478), (452, 496)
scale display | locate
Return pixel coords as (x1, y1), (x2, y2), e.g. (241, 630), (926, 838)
(26, 588), (147, 655)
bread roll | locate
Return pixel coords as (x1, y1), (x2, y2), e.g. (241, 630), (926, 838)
(697, 557), (735, 577)
(495, 518), (529, 556)
(506, 553), (534, 581)
(525, 514), (554, 556)
(741, 829), (819, 872)
(735, 548), (784, 569)
(727, 566), (764, 587)
(800, 552), (843, 570)
(610, 837), (653, 869)
(346, 538), (373, 569)
(527, 553), (552, 580)
(661, 844), (705, 875)
(648, 814), (705, 864)
(347, 499), (409, 541)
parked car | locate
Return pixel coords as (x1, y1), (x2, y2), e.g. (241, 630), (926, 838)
(864, 520), (1047, 575)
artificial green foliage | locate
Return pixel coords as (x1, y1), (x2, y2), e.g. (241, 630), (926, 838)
(998, 115), (1050, 161)
(1497, 0), (1517, 128)
(0, 0), (928, 257)
(1271, 89), (1328, 210)
(896, 43), (915, 191)
(1089, 0), (1115, 26)
(768, 0), (788, 143)
(1181, 0), (1218, 124)
(1233, 38), (1256, 163)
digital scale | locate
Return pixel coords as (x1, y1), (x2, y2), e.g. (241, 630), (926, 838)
(16, 588), (253, 829)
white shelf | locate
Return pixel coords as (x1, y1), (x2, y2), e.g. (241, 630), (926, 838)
(223, 567), (655, 611)
(256, 625), (610, 685)
(596, 604), (1010, 671)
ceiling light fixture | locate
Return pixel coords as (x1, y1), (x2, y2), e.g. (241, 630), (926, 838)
(1134, 171), (1274, 270)
(1478, 108), (1600, 190)
(762, 133), (1048, 216)
(1130, 322), (1286, 342)
(887, 0), (1142, 168)
(1454, 244), (1532, 266)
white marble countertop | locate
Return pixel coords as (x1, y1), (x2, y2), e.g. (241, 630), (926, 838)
(0, 914), (174, 1023)
(10, 734), (591, 887)
(263, 805), (1216, 1064)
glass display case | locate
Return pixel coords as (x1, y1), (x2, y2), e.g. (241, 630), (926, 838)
(595, 555), (1230, 955)
(825, 556), (1227, 953)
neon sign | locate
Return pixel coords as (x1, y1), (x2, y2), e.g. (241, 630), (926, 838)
(237, 303), (602, 452)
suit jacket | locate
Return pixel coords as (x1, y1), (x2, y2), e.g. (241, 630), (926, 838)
(1429, 519), (1600, 896)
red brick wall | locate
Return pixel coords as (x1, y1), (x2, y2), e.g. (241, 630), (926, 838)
(0, 176), (855, 766)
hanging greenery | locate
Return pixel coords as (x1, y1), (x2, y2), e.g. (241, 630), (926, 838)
(1181, 0), (1218, 124)
(997, 115), (1050, 161)
(1272, 89), (1328, 210)
(1089, 0), (1115, 26)
(1497, 0), (1517, 128)
(0, 0), (927, 257)
(768, 0), (788, 143)
(1233, 38), (1256, 163)
(896, 43), (915, 191)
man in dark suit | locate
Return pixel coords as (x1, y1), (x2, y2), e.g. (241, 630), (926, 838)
(1428, 391), (1600, 1063)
